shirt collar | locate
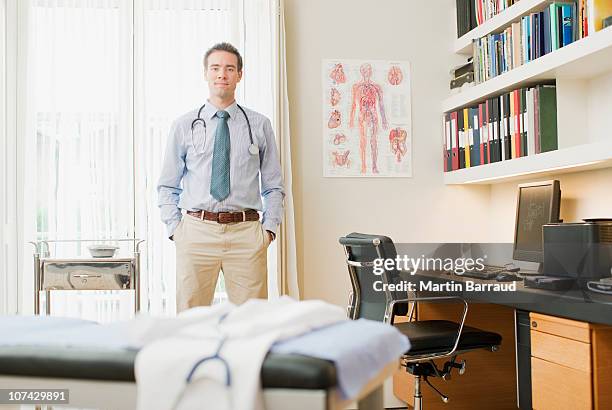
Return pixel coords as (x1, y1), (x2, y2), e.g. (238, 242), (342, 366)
(202, 100), (239, 120)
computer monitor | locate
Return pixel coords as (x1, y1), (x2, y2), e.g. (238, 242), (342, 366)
(513, 180), (561, 263)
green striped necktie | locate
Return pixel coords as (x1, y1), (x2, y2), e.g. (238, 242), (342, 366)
(210, 110), (230, 201)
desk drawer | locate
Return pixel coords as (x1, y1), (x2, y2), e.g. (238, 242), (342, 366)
(532, 357), (592, 410)
(530, 312), (591, 343)
(531, 330), (591, 372)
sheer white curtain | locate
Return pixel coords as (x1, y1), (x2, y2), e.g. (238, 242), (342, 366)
(20, 0), (134, 319)
(1, 0), (8, 314)
(17, 0), (293, 319)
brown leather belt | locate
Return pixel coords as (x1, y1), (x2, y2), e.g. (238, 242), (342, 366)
(186, 209), (260, 224)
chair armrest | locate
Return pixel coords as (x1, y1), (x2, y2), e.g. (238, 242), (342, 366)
(385, 296), (469, 359)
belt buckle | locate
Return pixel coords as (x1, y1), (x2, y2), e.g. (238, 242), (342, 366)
(217, 212), (230, 224)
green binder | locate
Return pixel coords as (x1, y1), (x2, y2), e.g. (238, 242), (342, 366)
(538, 85), (558, 153)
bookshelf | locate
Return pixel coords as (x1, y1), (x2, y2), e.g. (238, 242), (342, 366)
(445, 2), (612, 185)
(444, 140), (612, 184)
(454, 0), (550, 54)
(445, 27), (612, 111)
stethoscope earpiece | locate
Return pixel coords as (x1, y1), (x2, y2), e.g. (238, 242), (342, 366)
(190, 103), (257, 155)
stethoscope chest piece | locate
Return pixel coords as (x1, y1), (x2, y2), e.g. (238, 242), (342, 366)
(248, 144), (258, 155)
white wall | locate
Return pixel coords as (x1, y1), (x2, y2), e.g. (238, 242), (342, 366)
(285, 0), (492, 304)
(490, 168), (612, 242)
(285, 0), (612, 305)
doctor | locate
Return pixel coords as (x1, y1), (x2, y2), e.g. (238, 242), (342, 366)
(157, 42), (284, 312)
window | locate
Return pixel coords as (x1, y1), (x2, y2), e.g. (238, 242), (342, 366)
(15, 0), (279, 320)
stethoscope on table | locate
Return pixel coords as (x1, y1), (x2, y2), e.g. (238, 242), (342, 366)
(190, 103), (259, 155)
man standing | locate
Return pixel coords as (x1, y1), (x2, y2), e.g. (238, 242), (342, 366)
(157, 43), (284, 312)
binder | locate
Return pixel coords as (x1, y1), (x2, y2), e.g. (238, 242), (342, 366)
(485, 99), (493, 164)
(510, 91), (516, 159)
(534, 86), (540, 153)
(479, 102), (487, 165)
(472, 107), (481, 166)
(499, 94), (506, 161)
(464, 108), (471, 168)
(444, 113), (450, 172)
(538, 85), (558, 153)
(526, 88), (536, 156)
(502, 93), (510, 160)
(494, 96), (506, 161)
(451, 111), (460, 170)
(458, 110), (466, 169)
(488, 98), (498, 163)
(514, 89), (522, 158)
(521, 88), (528, 156)
(494, 96), (502, 162)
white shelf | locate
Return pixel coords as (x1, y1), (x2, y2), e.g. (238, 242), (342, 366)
(454, 0), (549, 54)
(444, 27), (612, 112)
(443, 141), (612, 185)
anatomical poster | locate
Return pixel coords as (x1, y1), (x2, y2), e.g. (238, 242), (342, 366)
(323, 59), (412, 177)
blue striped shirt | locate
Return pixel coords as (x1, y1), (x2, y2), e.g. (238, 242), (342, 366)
(157, 101), (284, 238)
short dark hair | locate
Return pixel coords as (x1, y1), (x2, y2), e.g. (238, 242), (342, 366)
(203, 42), (243, 72)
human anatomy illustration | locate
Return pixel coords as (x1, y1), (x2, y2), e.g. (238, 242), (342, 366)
(331, 150), (351, 168)
(328, 110), (341, 129)
(349, 63), (388, 174)
(330, 88), (341, 106)
(322, 59), (411, 177)
(389, 127), (408, 162)
(387, 66), (403, 85)
(329, 63), (346, 84)
(332, 133), (347, 145)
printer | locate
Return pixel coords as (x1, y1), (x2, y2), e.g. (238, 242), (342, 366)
(542, 219), (612, 281)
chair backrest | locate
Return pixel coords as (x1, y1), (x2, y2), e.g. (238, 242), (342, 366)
(339, 232), (408, 322)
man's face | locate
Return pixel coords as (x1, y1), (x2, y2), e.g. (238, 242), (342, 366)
(205, 50), (242, 101)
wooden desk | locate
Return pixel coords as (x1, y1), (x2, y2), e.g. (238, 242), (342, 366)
(392, 271), (612, 409)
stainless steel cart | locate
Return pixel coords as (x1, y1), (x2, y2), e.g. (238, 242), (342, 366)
(29, 239), (144, 315)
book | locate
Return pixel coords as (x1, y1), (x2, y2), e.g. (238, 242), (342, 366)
(538, 85), (558, 153)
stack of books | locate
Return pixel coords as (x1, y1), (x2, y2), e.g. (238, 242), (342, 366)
(443, 84), (558, 172)
(473, 2), (585, 83)
(474, 0), (520, 26)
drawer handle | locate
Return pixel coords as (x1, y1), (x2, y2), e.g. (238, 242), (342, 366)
(532, 321), (538, 328)
(72, 273), (102, 278)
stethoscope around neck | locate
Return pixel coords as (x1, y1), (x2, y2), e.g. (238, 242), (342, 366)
(190, 103), (258, 155)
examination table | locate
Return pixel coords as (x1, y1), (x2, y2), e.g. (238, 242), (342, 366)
(0, 317), (400, 410)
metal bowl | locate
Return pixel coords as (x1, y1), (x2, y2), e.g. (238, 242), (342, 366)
(87, 245), (119, 258)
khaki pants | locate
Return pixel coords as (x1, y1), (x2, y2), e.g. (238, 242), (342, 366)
(174, 213), (270, 312)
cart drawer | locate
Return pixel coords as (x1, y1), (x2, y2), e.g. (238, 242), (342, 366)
(42, 261), (133, 290)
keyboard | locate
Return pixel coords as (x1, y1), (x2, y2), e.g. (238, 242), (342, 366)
(456, 266), (504, 280)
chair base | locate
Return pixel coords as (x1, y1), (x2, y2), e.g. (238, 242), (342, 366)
(404, 361), (454, 409)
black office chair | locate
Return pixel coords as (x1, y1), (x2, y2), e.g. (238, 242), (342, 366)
(339, 233), (502, 410)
